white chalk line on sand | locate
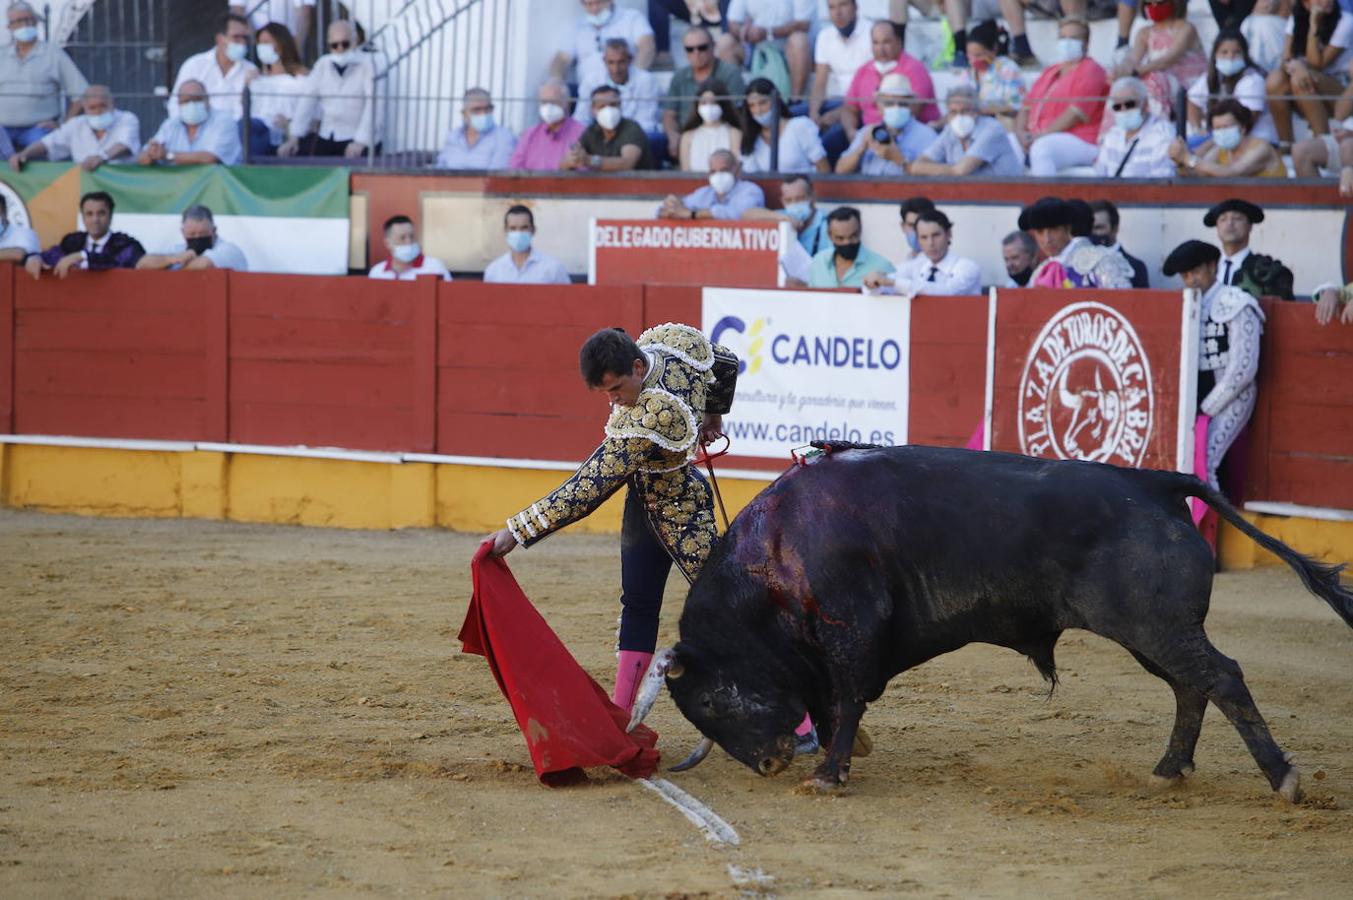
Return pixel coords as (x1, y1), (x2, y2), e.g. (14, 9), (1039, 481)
(637, 777), (740, 845)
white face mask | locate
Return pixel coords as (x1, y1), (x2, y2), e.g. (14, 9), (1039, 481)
(1114, 106), (1144, 132)
(225, 41), (248, 63)
(697, 103), (722, 125)
(595, 105), (622, 130)
(1215, 56), (1245, 77)
(873, 59), (894, 74)
(392, 242), (420, 263)
(179, 101), (209, 126)
(950, 114), (976, 139)
(708, 171), (736, 195)
(1056, 38), (1084, 63)
(469, 112), (495, 133)
(257, 43), (280, 66)
(1212, 125), (1242, 150)
(539, 102), (566, 125)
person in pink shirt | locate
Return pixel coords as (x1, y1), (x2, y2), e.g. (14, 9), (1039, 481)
(507, 80), (586, 170)
(833, 20), (938, 159)
(1015, 17), (1108, 176)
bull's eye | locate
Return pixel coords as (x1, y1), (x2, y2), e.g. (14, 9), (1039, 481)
(699, 693), (714, 710)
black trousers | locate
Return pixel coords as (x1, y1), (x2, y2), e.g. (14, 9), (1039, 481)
(617, 486), (675, 653)
(649, 0), (731, 53)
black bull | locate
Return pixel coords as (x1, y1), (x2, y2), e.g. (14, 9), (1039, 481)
(629, 444), (1353, 800)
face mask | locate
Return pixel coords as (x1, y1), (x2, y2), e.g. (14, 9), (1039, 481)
(225, 41), (248, 63)
(882, 106), (911, 130)
(257, 43), (280, 65)
(335, 49), (361, 66)
(784, 201), (812, 222)
(1145, 2), (1173, 22)
(539, 103), (565, 125)
(1215, 56), (1245, 77)
(709, 171), (736, 195)
(87, 111), (115, 131)
(470, 112), (495, 133)
(1114, 107), (1143, 132)
(1010, 266), (1033, 287)
(697, 103), (722, 125)
(752, 109), (775, 127)
(837, 19), (856, 39)
(585, 5), (613, 27)
(186, 235), (214, 255)
(1056, 38), (1085, 63)
(506, 231), (532, 253)
(1212, 125), (1242, 150)
(12, 25), (37, 43)
(873, 59), (893, 74)
(392, 242), (420, 263)
(835, 241), (862, 261)
(179, 101), (209, 126)
(1089, 234), (1112, 247)
(906, 231), (920, 253)
(595, 106), (621, 130)
(950, 114), (976, 139)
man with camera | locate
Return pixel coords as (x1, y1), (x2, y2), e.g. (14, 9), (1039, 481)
(834, 73), (938, 176)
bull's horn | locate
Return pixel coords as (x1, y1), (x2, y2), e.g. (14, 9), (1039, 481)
(626, 648), (677, 733)
(668, 737), (714, 772)
(1057, 367), (1081, 410)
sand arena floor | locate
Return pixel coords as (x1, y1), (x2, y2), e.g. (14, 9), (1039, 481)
(1, 509), (1351, 898)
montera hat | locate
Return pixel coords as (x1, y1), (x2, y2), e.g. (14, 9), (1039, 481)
(1162, 239), (1221, 277)
(1017, 197), (1075, 231)
(1203, 198), (1264, 227)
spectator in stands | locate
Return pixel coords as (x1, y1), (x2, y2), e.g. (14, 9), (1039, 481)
(1001, 229), (1037, 286)
(24, 191), (144, 279)
(1019, 197), (1134, 289)
(1266, 0), (1353, 146)
(1114, 0), (1207, 122)
(230, 1), (315, 55)
(1169, 99), (1288, 177)
(838, 19), (939, 153)
(554, 0), (656, 85)
(245, 23), (309, 158)
(677, 82), (742, 171)
(658, 149), (765, 219)
(1092, 77), (1175, 177)
(863, 209), (982, 297)
(0, 194), (39, 263)
(1313, 279), (1353, 323)
(1185, 30), (1277, 146)
(808, 0), (874, 135)
(509, 80), (587, 171)
(1292, 109), (1353, 180)
(743, 173), (830, 257)
(576, 40), (663, 162)
(436, 88), (517, 170)
(484, 205), (572, 284)
(1244, 0), (1289, 73)
(663, 26), (746, 161)
(719, 0), (815, 99)
(172, 13), (257, 122)
(562, 86), (654, 171)
(281, 20), (377, 159)
(959, 19), (1027, 124)
(649, 1), (727, 66)
(910, 85), (1023, 176)
(807, 205), (893, 288)
(1017, 17), (1108, 176)
(368, 215), (452, 281)
(835, 73), (939, 175)
(135, 205), (249, 272)
(1204, 198), (1295, 299)
(8, 84), (139, 171)
(138, 80), (243, 166)
(739, 77), (829, 172)
(0, 2), (87, 150)
(897, 195), (936, 261)
(1088, 199), (1149, 288)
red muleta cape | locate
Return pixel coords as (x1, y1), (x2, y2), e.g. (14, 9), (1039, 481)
(458, 541), (660, 785)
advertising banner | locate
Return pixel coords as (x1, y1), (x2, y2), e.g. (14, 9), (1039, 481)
(985, 288), (1200, 472)
(591, 219), (790, 287)
(702, 287), (910, 462)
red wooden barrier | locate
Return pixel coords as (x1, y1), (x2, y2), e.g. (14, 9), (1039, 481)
(0, 263), (13, 434)
(436, 283), (644, 459)
(228, 272), (436, 452)
(13, 268), (226, 441)
(909, 295), (987, 448)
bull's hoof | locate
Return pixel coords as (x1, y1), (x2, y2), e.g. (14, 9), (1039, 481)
(1151, 759), (1195, 782)
(1277, 767), (1302, 804)
(852, 725), (873, 758)
(798, 772), (846, 794)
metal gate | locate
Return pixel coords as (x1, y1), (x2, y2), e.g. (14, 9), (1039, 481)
(57, 0), (171, 137)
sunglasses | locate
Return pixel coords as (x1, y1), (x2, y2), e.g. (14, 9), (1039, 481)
(684, 43), (711, 53)
(1110, 100), (1139, 111)
(329, 40), (352, 50)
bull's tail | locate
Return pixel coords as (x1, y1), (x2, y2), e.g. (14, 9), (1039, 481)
(1175, 474), (1353, 629)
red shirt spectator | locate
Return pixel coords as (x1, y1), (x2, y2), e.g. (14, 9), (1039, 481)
(1024, 56), (1108, 145)
(844, 29), (939, 126)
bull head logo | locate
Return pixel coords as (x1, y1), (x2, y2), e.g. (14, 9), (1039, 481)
(1057, 366), (1121, 461)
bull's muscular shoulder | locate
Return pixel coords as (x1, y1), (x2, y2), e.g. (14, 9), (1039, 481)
(605, 388), (699, 453)
(637, 323), (714, 372)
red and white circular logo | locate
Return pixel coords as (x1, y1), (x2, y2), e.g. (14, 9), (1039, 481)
(1017, 301), (1153, 466)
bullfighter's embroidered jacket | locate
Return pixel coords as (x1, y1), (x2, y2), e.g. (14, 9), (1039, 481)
(506, 323), (736, 581)
(1197, 281), (1265, 490)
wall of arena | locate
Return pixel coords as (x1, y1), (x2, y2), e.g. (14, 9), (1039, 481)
(1, 263), (1351, 569)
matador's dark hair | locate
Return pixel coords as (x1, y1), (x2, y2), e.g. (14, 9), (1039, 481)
(580, 327), (643, 387)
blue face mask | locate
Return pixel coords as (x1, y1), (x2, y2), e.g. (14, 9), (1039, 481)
(470, 112), (495, 133)
(784, 201), (813, 222)
(1215, 56), (1245, 77)
(906, 231), (920, 253)
(585, 5), (613, 27)
(87, 110), (116, 131)
(12, 25), (37, 43)
(392, 242), (420, 263)
(752, 109), (775, 127)
(1212, 125), (1242, 150)
(882, 106), (911, 130)
(506, 230), (532, 253)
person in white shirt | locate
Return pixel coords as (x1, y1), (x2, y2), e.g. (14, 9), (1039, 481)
(229, 0), (315, 52)
(863, 209), (982, 297)
(575, 39), (663, 153)
(368, 215), (452, 281)
(0, 194), (40, 263)
(136, 205), (249, 272)
(281, 20), (378, 158)
(245, 22), (309, 158)
(8, 84), (139, 171)
(483, 205), (572, 285)
(172, 14), (258, 121)
(1092, 76), (1176, 179)
(720, 0), (815, 98)
(808, 0), (873, 131)
(138, 80), (243, 166)
(553, 0), (656, 85)
(739, 77), (830, 173)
